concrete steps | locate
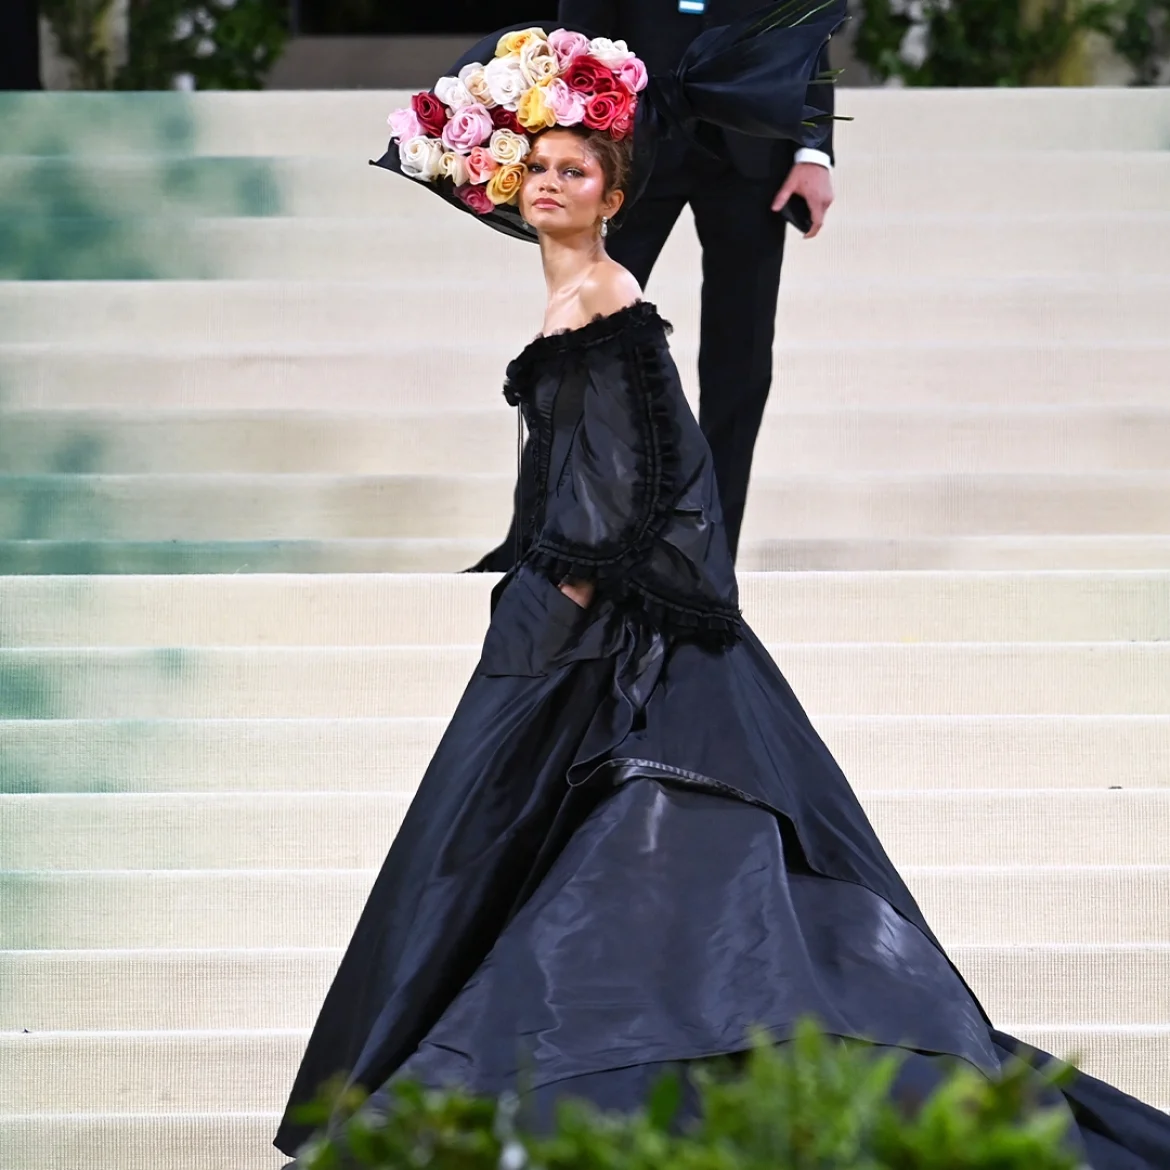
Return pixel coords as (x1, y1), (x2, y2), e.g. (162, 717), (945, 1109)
(4, 715), (1168, 795)
(3, 641), (1168, 719)
(4, 572), (1166, 645)
(5, 278), (1170, 347)
(4, 471), (1169, 542)
(7, 944), (1168, 1032)
(4, 405), (1170, 475)
(7, 212), (1170, 281)
(3, 789), (1168, 870)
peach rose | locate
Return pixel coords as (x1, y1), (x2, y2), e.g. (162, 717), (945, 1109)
(466, 146), (499, 184)
(486, 162), (525, 205)
(496, 27), (547, 58)
(517, 84), (557, 132)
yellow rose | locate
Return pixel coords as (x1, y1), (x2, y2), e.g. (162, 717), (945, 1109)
(496, 27), (547, 58)
(486, 163), (526, 206)
(516, 85), (557, 132)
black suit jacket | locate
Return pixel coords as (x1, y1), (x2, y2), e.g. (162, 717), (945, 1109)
(557, 0), (834, 183)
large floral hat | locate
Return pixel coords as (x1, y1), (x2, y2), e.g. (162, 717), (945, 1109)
(371, 0), (847, 241)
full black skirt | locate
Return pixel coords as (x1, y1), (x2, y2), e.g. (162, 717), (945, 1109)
(276, 568), (1170, 1167)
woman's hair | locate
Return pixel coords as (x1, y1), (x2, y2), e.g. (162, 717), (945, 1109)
(536, 125), (633, 197)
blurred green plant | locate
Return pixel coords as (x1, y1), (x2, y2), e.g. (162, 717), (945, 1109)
(855, 0), (1169, 86)
(40, 0), (287, 90)
(291, 1020), (1082, 1170)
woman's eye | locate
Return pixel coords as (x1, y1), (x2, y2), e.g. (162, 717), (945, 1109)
(564, 168), (583, 178)
(529, 164), (545, 173)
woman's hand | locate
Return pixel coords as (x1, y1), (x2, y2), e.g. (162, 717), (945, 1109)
(559, 578), (595, 609)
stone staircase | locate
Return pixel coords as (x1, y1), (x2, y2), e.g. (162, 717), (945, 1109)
(1, 87), (1168, 1170)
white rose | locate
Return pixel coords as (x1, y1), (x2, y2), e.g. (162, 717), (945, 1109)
(435, 74), (476, 111)
(398, 135), (445, 182)
(518, 38), (559, 86)
(483, 55), (528, 111)
(440, 150), (471, 187)
(458, 62), (496, 107)
(587, 37), (634, 69)
(488, 128), (529, 167)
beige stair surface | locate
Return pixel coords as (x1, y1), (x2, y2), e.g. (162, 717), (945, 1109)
(3, 714), (1169, 794)
(3, 85), (1170, 1170)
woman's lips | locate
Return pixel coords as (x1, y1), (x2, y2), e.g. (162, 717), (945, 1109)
(532, 199), (562, 209)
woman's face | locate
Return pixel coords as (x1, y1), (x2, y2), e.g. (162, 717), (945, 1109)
(519, 130), (623, 238)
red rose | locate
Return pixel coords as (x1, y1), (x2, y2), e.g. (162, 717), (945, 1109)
(563, 55), (620, 95)
(609, 95), (636, 140)
(490, 106), (525, 135)
(583, 88), (634, 135)
(454, 183), (494, 216)
(411, 90), (447, 138)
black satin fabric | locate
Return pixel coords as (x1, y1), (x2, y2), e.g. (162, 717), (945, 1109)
(275, 311), (1170, 1168)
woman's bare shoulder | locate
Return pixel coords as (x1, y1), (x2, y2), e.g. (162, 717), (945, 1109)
(580, 261), (643, 321)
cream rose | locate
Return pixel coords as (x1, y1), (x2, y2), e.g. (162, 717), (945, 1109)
(486, 162), (525, 205)
(398, 135), (446, 182)
(440, 150), (471, 187)
(483, 55), (528, 110)
(496, 27), (547, 58)
(434, 74), (475, 111)
(488, 128), (530, 167)
(588, 36), (635, 69)
(518, 37), (559, 86)
(457, 62), (496, 108)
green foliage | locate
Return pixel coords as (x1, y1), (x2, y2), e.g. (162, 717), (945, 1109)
(294, 1020), (1082, 1170)
(41, 0), (288, 91)
(854, 0), (1170, 86)
(854, 0), (1118, 86)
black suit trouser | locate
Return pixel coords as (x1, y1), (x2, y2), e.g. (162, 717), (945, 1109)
(606, 149), (787, 561)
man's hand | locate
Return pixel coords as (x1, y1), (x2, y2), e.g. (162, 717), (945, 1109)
(771, 162), (835, 239)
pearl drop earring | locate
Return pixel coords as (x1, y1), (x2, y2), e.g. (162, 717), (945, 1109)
(600, 217), (609, 239)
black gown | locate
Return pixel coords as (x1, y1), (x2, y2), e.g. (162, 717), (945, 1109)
(275, 303), (1170, 1167)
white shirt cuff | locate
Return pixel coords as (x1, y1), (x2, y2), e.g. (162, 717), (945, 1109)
(793, 148), (832, 169)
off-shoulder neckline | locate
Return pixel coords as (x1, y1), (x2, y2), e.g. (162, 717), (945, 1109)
(513, 301), (668, 366)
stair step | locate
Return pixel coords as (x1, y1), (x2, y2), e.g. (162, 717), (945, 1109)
(4, 406), (1169, 475)
(3, 471), (1169, 543)
(3, 715), (1167, 796)
(4, 278), (1169, 347)
(6, 865), (1164, 949)
(3, 535), (1169, 575)
(5, 212), (1169, 281)
(2, 152), (1168, 219)
(3, 343), (1165, 411)
(1, 642), (1166, 719)
(4, 944), (1167, 1032)
(4, 1024), (1165, 1114)
(2, 789), (1166, 870)
(3, 571), (1166, 647)
(3, 89), (1168, 156)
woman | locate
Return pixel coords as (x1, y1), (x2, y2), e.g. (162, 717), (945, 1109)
(276, 15), (1170, 1167)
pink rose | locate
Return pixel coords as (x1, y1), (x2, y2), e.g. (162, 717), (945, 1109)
(548, 29), (590, 70)
(616, 56), (648, 93)
(441, 102), (494, 153)
(466, 146), (499, 184)
(543, 79), (586, 127)
(387, 106), (423, 142)
(455, 183), (494, 215)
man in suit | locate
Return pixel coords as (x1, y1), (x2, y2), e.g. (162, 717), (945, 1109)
(558, 0), (835, 562)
